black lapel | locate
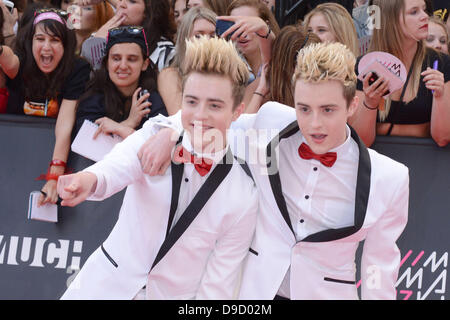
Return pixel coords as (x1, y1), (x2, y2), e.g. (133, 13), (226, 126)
(165, 136), (184, 238)
(266, 121), (371, 243)
(165, 160), (184, 238)
(266, 121), (299, 236)
(151, 148), (233, 271)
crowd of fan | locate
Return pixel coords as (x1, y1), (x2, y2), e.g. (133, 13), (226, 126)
(0, 0), (449, 206)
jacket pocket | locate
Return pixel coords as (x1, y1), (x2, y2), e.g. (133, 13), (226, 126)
(101, 244), (118, 268)
(249, 248), (259, 256)
(323, 277), (355, 285)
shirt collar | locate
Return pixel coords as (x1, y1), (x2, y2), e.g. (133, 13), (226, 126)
(300, 125), (353, 157)
(181, 132), (230, 164)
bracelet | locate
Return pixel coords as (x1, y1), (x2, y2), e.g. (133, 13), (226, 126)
(4, 34), (14, 38)
(35, 160), (71, 181)
(50, 159), (67, 168)
(36, 172), (62, 181)
(253, 91), (265, 97)
(256, 24), (271, 39)
(363, 100), (378, 110)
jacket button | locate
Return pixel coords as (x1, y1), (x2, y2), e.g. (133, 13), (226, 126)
(300, 219), (305, 223)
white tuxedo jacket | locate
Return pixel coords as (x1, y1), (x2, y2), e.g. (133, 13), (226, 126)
(233, 103), (409, 300)
(61, 123), (258, 300)
(147, 102), (409, 300)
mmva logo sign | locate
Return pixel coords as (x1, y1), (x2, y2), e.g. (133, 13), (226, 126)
(0, 235), (83, 271)
(396, 250), (447, 300)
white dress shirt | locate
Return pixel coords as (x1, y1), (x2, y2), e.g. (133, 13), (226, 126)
(277, 126), (359, 298)
(93, 132), (230, 231)
(170, 134), (230, 231)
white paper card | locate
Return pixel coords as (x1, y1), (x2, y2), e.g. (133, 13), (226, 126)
(27, 191), (58, 223)
(71, 120), (122, 162)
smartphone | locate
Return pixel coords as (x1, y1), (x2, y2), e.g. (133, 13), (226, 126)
(367, 72), (379, 86)
(367, 72), (390, 96)
(216, 19), (236, 40)
(138, 89), (150, 118)
(3, 0), (14, 13)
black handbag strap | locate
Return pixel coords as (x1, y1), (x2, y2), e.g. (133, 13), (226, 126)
(151, 148), (233, 271)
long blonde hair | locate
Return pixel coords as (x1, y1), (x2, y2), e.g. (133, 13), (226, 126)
(172, 7), (217, 69)
(303, 3), (359, 57)
(370, 0), (427, 121)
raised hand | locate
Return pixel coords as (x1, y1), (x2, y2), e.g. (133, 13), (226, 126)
(362, 72), (390, 109)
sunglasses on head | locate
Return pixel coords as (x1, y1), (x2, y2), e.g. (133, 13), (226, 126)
(107, 26), (149, 56)
(34, 8), (69, 19)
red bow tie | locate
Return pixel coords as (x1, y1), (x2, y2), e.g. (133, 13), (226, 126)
(173, 146), (213, 177)
(298, 143), (337, 167)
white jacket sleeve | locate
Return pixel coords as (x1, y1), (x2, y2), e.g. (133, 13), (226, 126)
(360, 167), (409, 300)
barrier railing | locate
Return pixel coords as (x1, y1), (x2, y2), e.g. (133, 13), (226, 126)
(0, 114), (448, 299)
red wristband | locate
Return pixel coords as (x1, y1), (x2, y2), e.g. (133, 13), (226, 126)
(36, 160), (69, 181)
(50, 159), (67, 168)
(36, 172), (61, 181)
(45, 173), (61, 181)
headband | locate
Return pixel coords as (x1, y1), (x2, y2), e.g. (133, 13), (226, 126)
(33, 12), (66, 26)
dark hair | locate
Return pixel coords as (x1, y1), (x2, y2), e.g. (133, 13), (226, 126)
(15, 13), (77, 101)
(18, 2), (55, 30)
(204, 0), (234, 16)
(268, 24), (320, 107)
(0, 7), (4, 45)
(144, 0), (177, 51)
(78, 42), (158, 122)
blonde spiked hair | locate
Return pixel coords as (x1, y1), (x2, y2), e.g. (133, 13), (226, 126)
(293, 42), (357, 106)
(181, 36), (250, 108)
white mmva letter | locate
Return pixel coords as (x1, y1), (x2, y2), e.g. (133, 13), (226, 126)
(366, 265), (381, 289)
(367, 5), (381, 30)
